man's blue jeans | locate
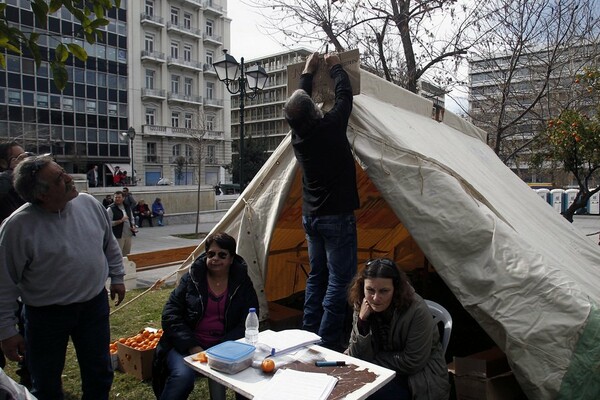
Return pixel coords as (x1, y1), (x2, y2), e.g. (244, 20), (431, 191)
(302, 213), (357, 350)
(24, 289), (113, 400)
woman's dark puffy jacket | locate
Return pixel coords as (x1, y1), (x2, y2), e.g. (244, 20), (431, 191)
(152, 253), (259, 395)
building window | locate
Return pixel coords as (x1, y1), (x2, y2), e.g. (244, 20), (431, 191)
(108, 103), (118, 115)
(206, 82), (214, 99)
(207, 145), (215, 163)
(144, 34), (154, 53)
(145, 0), (154, 16)
(185, 144), (193, 158)
(146, 143), (157, 162)
(172, 144), (181, 156)
(206, 20), (213, 37)
(171, 75), (180, 93)
(145, 108), (156, 125)
(145, 69), (155, 89)
(183, 44), (192, 62)
(171, 41), (179, 59)
(184, 12), (192, 29)
(206, 50), (213, 65)
(171, 6), (179, 25)
(184, 78), (193, 96)
(185, 113), (192, 129)
(171, 112), (179, 127)
(206, 114), (215, 130)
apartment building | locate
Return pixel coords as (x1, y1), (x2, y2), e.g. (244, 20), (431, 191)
(0, 0), (130, 185)
(231, 48), (446, 165)
(130, 0), (231, 186)
(468, 43), (599, 184)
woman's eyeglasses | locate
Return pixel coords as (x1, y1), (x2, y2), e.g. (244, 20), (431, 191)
(365, 258), (396, 269)
(207, 251), (229, 259)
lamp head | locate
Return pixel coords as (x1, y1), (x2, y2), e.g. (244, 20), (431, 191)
(245, 64), (269, 91)
(213, 50), (240, 84)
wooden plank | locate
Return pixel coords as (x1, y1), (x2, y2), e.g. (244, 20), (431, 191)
(128, 246), (197, 271)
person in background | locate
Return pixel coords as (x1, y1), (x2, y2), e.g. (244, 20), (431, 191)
(112, 166), (122, 186)
(347, 259), (450, 400)
(102, 194), (114, 208)
(107, 190), (137, 256)
(0, 141), (32, 387)
(122, 186), (137, 224)
(0, 142), (32, 224)
(135, 199), (154, 228)
(0, 155), (126, 400)
(152, 198), (165, 226)
(284, 51), (359, 351)
(86, 165), (98, 187)
(153, 233), (258, 400)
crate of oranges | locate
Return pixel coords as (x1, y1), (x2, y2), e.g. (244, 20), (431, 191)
(113, 328), (163, 380)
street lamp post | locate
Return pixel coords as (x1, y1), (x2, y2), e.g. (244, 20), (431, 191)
(213, 50), (268, 190)
(122, 126), (136, 185)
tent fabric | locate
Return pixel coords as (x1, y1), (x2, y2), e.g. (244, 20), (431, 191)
(175, 70), (600, 399)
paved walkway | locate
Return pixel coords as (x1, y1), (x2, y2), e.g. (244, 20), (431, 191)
(129, 215), (600, 290)
(128, 222), (216, 290)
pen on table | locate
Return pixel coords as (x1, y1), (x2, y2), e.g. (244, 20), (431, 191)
(315, 361), (346, 367)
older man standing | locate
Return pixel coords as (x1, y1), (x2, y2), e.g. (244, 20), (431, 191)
(0, 155), (126, 400)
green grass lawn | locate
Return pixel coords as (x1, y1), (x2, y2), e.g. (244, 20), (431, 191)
(3, 286), (237, 399)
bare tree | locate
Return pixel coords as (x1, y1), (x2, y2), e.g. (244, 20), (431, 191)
(245, 0), (488, 93)
(465, 0), (600, 176)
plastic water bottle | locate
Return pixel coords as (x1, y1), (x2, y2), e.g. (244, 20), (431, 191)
(244, 307), (259, 345)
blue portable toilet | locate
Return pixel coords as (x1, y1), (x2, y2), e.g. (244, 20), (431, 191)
(588, 190), (600, 215)
(564, 189), (579, 213)
(535, 189), (550, 205)
(550, 189), (564, 213)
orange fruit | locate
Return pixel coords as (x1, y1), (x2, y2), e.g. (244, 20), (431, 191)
(261, 358), (275, 373)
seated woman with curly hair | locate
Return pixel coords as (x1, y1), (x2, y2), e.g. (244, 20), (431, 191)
(347, 258), (450, 400)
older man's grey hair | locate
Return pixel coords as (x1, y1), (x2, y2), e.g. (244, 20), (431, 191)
(13, 155), (53, 203)
(284, 89), (323, 129)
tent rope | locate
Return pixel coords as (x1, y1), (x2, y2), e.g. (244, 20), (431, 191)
(109, 269), (177, 316)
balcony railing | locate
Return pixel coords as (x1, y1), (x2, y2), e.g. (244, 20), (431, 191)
(203, 63), (217, 73)
(141, 50), (166, 62)
(203, 98), (223, 107)
(202, 0), (224, 15)
(167, 57), (203, 71)
(182, 0), (202, 7)
(202, 33), (222, 45)
(142, 125), (225, 141)
(140, 13), (164, 27)
(167, 92), (203, 104)
(166, 22), (202, 38)
(141, 88), (166, 99)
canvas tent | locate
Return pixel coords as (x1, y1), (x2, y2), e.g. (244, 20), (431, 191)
(174, 70), (600, 399)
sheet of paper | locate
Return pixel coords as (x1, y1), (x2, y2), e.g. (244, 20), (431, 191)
(254, 369), (337, 400)
(258, 329), (321, 356)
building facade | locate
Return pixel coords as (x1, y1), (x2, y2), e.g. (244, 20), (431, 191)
(130, 0), (231, 186)
(0, 0), (130, 186)
(468, 43), (599, 185)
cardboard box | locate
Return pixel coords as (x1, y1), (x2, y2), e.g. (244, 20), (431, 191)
(452, 347), (526, 400)
(111, 353), (121, 371)
(116, 342), (154, 380)
(454, 372), (526, 400)
(454, 347), (510, 378)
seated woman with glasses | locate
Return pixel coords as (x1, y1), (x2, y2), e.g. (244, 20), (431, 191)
(153, 232), (258, 400)
(347, 258), (450, 400)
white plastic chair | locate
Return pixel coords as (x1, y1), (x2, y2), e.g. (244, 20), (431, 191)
(424, 300), (452, 356)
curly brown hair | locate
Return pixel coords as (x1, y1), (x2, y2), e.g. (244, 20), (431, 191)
(348, 258), (414, 311)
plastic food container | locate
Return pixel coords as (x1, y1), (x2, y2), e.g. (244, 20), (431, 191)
(205, 341), (256, 374)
